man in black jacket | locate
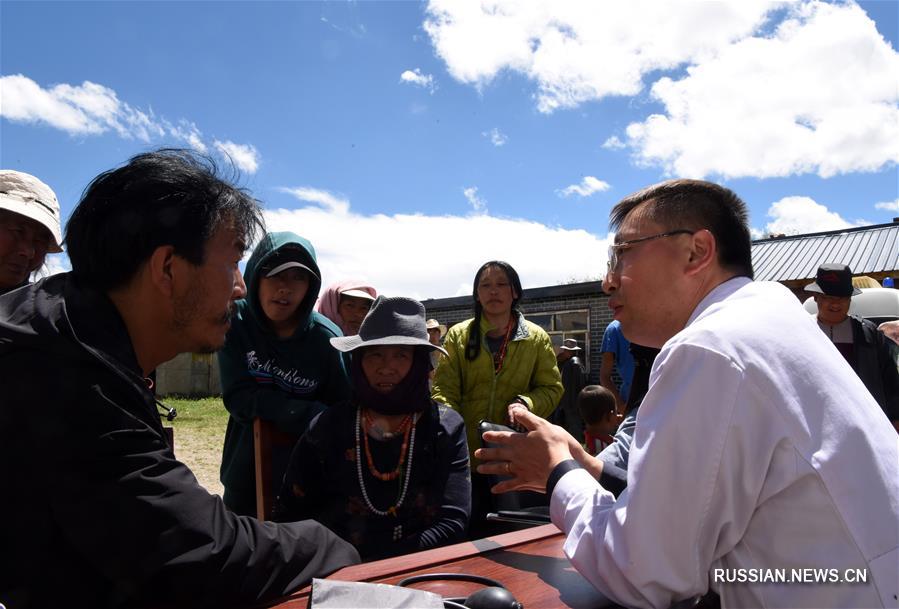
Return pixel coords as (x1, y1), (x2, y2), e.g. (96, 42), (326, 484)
(0, 150), (359, 608)
(550, 338), (587, 440)
(807, 263), (899, 432)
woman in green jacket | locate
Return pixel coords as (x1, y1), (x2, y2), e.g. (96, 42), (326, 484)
(431, 260), (563, 529)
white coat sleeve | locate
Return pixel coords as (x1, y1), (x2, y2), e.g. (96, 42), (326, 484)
(550, 343), (771, 609)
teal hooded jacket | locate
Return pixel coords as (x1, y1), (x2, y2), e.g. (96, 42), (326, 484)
(218, 231), (350, 506)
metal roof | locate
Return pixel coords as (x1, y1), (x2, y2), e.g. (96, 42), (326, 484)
(421, 280), (604, 309)
(752, 221), (899, 283)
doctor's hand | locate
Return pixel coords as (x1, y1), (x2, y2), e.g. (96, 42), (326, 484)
(476, 409), (575, 494)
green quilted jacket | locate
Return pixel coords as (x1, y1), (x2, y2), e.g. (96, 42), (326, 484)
(431, 312), (563, 463)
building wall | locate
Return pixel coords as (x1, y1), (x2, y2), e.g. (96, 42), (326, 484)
(423, 288), (613, 385)
(146, 223), (899, 398)
(155, 352), (222, 397)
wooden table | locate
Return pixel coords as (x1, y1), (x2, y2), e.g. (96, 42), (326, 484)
(255, 524), (614, 608)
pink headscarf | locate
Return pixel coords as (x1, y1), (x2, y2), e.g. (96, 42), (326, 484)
(315, 280), (378, 335)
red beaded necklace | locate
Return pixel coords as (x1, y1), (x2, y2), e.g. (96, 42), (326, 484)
(492, 316), (515, 374)
(362, 409), (413, 482)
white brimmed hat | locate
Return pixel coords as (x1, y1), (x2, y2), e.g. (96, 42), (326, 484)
(341, 288), (376, 301)
(0, 170), (63, 252)
(425, 318), (447, 338)
(559, 338), (582, 351)
(331, 296), (448, 355)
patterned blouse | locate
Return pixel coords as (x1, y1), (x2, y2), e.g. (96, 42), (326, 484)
(275, 400), (470, 561)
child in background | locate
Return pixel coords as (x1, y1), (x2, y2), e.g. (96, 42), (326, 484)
(578, 385), (619, 456)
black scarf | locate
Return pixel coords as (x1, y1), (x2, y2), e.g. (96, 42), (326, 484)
(351, 346), (432, 415)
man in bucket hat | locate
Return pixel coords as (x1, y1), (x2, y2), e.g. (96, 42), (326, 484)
(0, 170), (63, 294)
(806, 263), (899, 430)
(425, 318), (447, 383)
(425, 317), (447, 346)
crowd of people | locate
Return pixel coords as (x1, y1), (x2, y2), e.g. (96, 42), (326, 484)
(1, 149), (897, 608)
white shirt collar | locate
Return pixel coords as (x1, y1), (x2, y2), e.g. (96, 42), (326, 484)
(686, 275), (752, 327)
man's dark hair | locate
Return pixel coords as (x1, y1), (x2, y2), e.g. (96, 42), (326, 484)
(610, 179), (754, 279)
(577, 385), (616, 425)
(465, 260), (523, 361)
(66, 149), (264, 291)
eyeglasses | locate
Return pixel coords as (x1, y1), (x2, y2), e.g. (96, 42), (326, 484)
(607, 229), (695, 273)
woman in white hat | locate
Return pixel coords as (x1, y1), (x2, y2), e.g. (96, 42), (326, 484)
(0, 170), (63, 295)
(315, 280), (378, 335)
(276, 296), (470, 561)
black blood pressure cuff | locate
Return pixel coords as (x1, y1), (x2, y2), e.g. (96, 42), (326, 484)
(546, 459), (582, 496)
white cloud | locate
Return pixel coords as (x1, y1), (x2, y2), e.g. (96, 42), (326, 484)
(557, 176), (610, 198)
(320, 16), (367, 39)
(463, 186), (487, 212)
(875, 199), (899, 212)
(166, 120), (208, 153)
(270, 190), (611, 300)
(0, 74), (164, 141)
(400, 68), (437, 93)
(482, 127), (508, 146)
(601, 136), (625, 150)
(424, 2), (899, 180)
(423, 1), (775, 113)
(760, 196), (869, 235)
(213, 140), (260, 174)
(277, 186), (350, 215)
(33, 252), (72, 281)
(1, 74), (259, 169)
(625, 2), (899, 179)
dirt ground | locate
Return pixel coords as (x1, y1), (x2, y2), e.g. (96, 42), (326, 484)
(162, 397), (227, 497)
(171, 423), (225, 497)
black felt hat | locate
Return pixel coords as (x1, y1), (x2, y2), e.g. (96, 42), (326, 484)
(805, 263), (862, 297)
(330, 296), (448, 355)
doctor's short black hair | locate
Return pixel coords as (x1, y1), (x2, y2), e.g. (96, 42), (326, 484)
(610, 179), (754, 280)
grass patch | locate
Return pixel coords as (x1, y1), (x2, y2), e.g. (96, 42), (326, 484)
(160, 396), (228, 497)
(164, 396), (230, 428)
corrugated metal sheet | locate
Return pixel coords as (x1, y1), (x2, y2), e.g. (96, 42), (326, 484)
(752, 222), (899, 282)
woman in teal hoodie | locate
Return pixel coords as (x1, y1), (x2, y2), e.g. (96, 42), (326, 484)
(219, 231), (350, 516)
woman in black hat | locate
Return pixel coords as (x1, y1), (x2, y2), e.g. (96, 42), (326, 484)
(275, 297), (471, 561)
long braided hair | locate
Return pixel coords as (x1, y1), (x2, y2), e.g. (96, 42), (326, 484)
(465, 261), (523, 361)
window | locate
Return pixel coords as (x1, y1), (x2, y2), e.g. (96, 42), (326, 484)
(527, 309), (590, 372)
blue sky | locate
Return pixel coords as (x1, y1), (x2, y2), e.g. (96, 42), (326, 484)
(2, 0), (897, 299)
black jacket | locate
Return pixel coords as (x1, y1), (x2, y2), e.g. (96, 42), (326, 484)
(275, 401), (470, 561)
(0, 274), (359, 608)
(849, 315), (899, 422)
(550, 355), (587, 440)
